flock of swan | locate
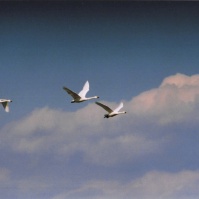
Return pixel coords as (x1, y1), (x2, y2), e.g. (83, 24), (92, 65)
(63, 81), (126, 118)
(0, 81), (126, 118)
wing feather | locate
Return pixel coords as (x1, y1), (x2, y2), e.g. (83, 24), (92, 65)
(63, 86), (81, 100)
(78, 81), (89, 98)
(95, 102), (113, 113)
(2, 102), (9, 112)
(113, 102), (123, 112)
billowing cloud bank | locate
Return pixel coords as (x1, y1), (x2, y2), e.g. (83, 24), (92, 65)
(1, 73), (199, 165)
(1, 74), (199, 164)
(52, 170), (199, 199)
(1, 104), (161, 165)
(1, 73), (199, 198)
(130, 73), (199, 124)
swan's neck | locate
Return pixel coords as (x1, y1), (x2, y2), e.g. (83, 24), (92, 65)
(118, 111), (127, 114)
(86, 96), (99, 100)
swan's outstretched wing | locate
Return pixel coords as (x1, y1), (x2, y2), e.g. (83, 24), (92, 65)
(113, 102), (123, 112)
(78, 81), (89, 98)
(2, 102), (9, 112)
(95, 102), (113, 113)
(63, 86), (81, 101)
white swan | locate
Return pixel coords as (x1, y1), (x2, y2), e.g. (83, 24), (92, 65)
(63, 81), (99, 103)
(0, 99), (12, 112)
(95, 101), (126, 118)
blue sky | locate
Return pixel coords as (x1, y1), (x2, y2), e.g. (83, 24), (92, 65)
(1, 1), (199, 199)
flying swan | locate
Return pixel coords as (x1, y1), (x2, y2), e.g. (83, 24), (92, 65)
(63, 81), (99, 103)
(95, 101), (127, 118)
(0, 99), (12, 112)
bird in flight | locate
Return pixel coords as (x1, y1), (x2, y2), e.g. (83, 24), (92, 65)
(0, 99), (12, 112)
(63, 81), (99, 103)
(95, 101), (126, 118)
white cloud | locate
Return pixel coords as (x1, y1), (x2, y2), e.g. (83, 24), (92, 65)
(1, 104), (103, 154)
(17, 176), (54, 195)
(129, 73), (199, 124)
(161, 73), (199, 88)
(0, 103), (159, 166)
(1, 73), (199, 198)
(83, 134), (161, 165)
(1, 73), (199, 167)
(52, 170), (199, 199)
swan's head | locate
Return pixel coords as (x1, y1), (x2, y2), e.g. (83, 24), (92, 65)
(95, 96), (99, 99)
(104, 114), (109, 118)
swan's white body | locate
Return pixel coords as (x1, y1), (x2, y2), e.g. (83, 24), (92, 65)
(0, 99), (12, 112)
(63, 81), (99, 103)
(95, 101), (126, 118)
